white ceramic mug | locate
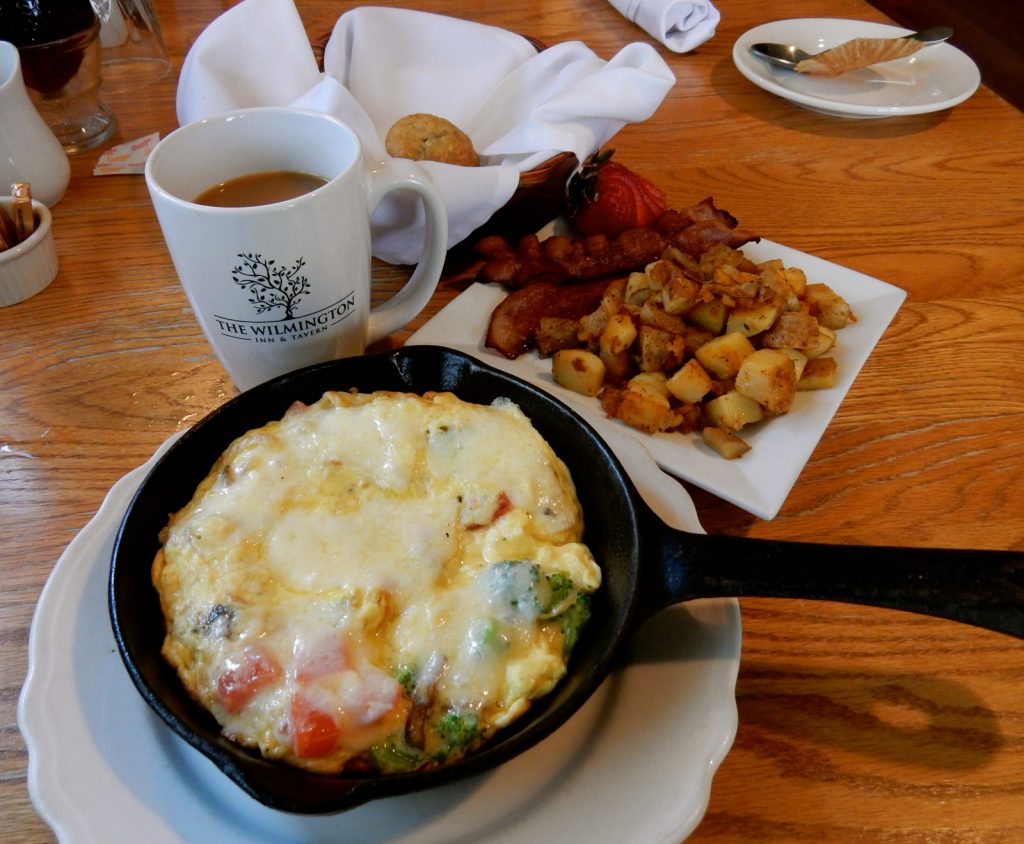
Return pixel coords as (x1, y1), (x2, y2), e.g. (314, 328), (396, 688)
(145, 107), (448, 391)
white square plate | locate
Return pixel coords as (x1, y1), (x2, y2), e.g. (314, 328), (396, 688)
(410, 239), (906, 519)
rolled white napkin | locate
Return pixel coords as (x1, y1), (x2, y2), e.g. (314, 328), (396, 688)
(607, 0), (720, 53)
(176, 0), (675, 265)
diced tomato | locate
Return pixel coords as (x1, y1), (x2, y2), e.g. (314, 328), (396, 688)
(290, 693), (340, 758)
(216, 645), (283, 714)
(491, 491), (512, 522)
(466, 491), (513, 530)
(295, 633), (349, 683)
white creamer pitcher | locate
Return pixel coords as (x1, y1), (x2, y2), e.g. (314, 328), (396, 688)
(0, 41), (71, 207)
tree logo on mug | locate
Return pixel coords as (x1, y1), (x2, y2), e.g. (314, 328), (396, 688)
(214, 251), (356, 344)
(231, 252), (311, 320)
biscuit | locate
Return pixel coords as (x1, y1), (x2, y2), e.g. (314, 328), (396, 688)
(385, 113), (479, 166)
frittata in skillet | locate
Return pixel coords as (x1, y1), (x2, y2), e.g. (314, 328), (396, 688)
(153, 390), (599, 774)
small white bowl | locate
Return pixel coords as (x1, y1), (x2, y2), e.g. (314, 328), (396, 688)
(0, 198), (59, 307)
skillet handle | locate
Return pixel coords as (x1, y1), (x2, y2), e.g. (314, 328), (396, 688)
(640, 516), (1024, 639)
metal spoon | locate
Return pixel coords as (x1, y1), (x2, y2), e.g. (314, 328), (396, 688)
(750, 26), (954, 71)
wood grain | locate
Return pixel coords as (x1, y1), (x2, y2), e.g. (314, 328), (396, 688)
(2, 0), (1023, 841)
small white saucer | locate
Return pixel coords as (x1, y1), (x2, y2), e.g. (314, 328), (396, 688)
(733, 18), (981, 118)
(19, 428), (740, 843)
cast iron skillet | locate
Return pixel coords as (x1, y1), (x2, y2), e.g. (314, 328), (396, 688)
(110, 346), (1024, 815)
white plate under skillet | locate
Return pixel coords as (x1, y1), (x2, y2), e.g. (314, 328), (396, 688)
(409, 239), (906, 520)
(19, 426), (740, 844)
(732, 18), (981, 118)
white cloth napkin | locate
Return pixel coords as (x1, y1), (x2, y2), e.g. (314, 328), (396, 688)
(176, 0), (675, 265)
(608, 0), (720, 53)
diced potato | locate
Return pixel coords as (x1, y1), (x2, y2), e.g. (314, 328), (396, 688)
(552, 349), (606, 397)
(684, 327), (714, 357)
(711, 264), (760, 300)
(694, 331), (756, 379)
(628, 371), (671, 400)
(699, 243), (744, 278)
(661, 274), (701, 315)
(781, 266), (807, 296)
(667, 358), (713, 404)
(673, 403), (703, 434)
(578, 305), (609, 347)
(661, 245), (700, 275)
(599, 311), (637, 356)
(599, 347), (633, 384)
(640, 300), (687, 335)
(726, 301), (782, 337)
(761, 311), (821, 349)
(777, 348), (808, 381)
(804, 283), (852, 329)
(757, 265), (800, 311)
(625, 270), (658, 306)
(648, 258), (684, 285)
(797, 356), (838, 390)
(704, 390), (764, 431)
(803, 324), (837, 359)
(638, 326), (686, 373)
(702, 426), (751, 459)
(735, 348), (797, 415)
(686, 299), (728, 335)
(600, 386), (673, 434)
(602, 276), (627, 307)
(536, 317), (580, 358)
(579, 279), (627, 346)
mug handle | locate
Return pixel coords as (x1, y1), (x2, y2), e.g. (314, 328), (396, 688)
(364, 159), (448, 344)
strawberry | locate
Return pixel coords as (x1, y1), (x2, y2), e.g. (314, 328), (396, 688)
(566, 150), (668, 237)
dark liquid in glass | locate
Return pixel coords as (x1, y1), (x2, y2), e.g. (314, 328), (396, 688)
(2, 0), (99, 94)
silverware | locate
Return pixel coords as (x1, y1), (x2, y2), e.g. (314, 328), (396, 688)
(750, 25), (953, 71)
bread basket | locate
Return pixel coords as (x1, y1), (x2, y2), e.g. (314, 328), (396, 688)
(312, 32), (578, 243)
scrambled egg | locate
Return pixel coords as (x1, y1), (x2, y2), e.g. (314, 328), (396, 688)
(153, 390), (600, 774)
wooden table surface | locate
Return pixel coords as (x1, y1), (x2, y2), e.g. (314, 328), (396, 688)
(3, 0), (1023, 840)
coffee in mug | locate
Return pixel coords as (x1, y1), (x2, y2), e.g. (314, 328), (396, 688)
(145, 107), (449, 391)
(194, 170), (328, 208)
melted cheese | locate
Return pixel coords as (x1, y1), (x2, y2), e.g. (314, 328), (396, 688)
(153, 391), (600, 774)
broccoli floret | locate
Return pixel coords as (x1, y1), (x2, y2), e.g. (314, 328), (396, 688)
(394, 664), (417, 697)
(484, 560), (545, 618)
(557, 593), (591, 656)
(435, 710), (480, 750)
(539, 572), (591, 655)
(467, 617), (510, 657)
(482, 563), (591, 655)
(542, 572), (574, 612)
(370, 735), (424, 773)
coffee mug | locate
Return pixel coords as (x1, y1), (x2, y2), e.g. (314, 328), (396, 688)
(145, 107), (448, 390)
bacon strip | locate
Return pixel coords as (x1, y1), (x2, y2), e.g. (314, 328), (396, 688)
(485, 279), (611, 359)
(655, 198), (761, 258)
(476, 198), (759, 290)
(477, 228), (666, 289)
